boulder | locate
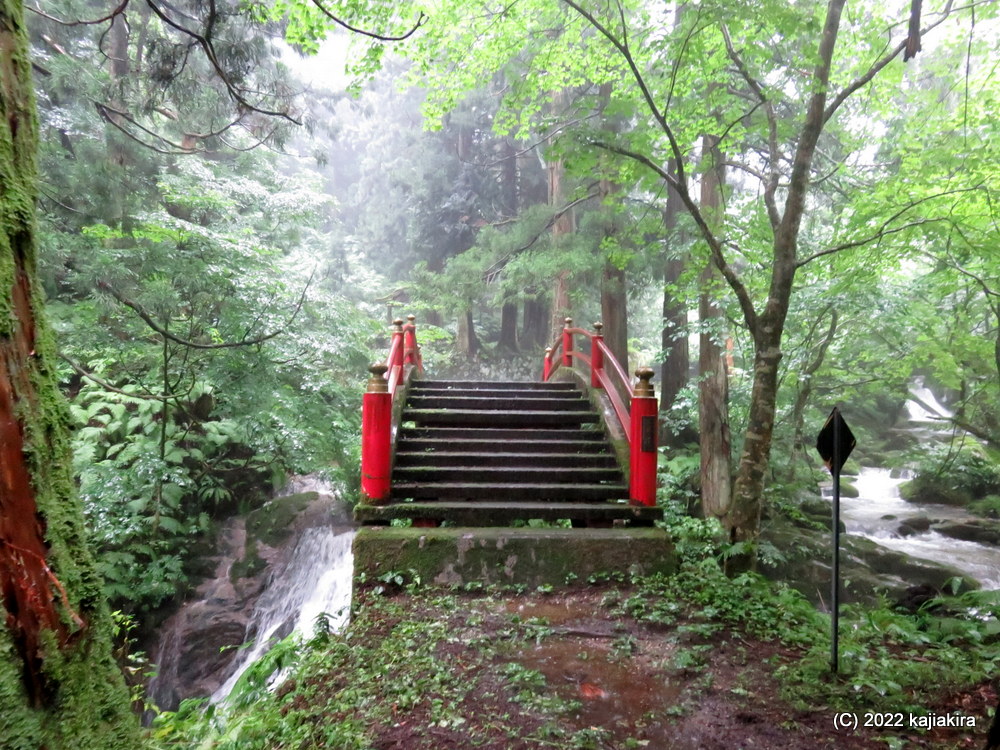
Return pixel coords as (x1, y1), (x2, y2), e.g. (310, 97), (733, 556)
(896, 516), (932, 537)
(934, 520), (1000, 546)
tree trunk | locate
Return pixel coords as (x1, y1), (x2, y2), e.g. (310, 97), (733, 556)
(697, 135), (731, 520)
(457, 309), (479, 359)
(598, 83), (628, 371)
(725, 0), (848, 556)
(660, 161), (692, 446)
(522, 297), (549, 349)
(601, 263), (628, 369)
(498, 301), (519, 351)
(0, 0), (138, 741)
(547, 91), (574, 342)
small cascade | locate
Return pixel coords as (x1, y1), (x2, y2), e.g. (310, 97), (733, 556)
(145, 474), (355, 712)
(213, 526), (354, 701)
(838, 468), (1000, 590)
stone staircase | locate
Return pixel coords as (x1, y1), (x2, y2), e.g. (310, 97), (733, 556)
(355, 380), (662, 527)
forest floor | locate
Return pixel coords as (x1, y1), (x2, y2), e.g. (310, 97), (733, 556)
(276, 585), (997, 750)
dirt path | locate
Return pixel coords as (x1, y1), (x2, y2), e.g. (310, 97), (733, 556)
(338, 587), (995, 750)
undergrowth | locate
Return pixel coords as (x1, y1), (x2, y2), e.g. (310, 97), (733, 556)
(144, 516), (999, 748)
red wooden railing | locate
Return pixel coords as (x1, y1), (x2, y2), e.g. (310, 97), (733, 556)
(361, 316), (423, 503)
(543, 318), (659, 506)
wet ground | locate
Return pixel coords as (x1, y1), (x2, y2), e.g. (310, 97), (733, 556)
(364, 589), (996, 749)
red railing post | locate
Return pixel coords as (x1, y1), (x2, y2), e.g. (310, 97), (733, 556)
(361, 363), (392, 503)
(591, 321), (604, 389)
(562, 317), (573, 367)
(629, 367), (659, 506)
(543, 347), (553, 380)
(404, 314), (417, 366)
(391, 318), (405, 371)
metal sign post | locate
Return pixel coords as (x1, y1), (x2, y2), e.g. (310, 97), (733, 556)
(816, 407), (856, 674)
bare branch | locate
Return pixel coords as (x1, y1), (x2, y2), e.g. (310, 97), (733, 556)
(309, 0), (426, 41)
(824, 0), (955, 123)
(721, 24), (781, 232)
(28, 0), (129, 26)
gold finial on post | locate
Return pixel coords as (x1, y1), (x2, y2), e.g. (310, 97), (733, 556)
(634, 367), (655, 398)
(392, 318), (404, 332)
(367, 363), (389, 393)
(593, 322), (603, 335)
(564, 317), (573, 328)
(407, 314), (416, 325)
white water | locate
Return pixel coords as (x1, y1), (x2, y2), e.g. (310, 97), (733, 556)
(838, 468), (1000, 590)
(213, 525), (355, 701)
(906, 379), (954, 426)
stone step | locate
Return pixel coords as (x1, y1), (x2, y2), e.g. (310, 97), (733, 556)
(391, 481), (629, 501)
(394, 451), (619, 469)
(399, 427), (606, 441)
(410, 386), (583, 401)
(407, 395), (588, 411)
(404, 409), (598, 427)
(353, 526), (675, 589)
(355, 501), (662, 526)
(393, 466), (623, 483)
(398, 438), (609, 455)
(417, 380), (577, 391)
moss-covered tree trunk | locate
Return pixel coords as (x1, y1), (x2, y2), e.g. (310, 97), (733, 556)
(0, 1), (138, 745)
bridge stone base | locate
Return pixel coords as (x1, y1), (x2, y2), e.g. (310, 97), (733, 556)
(353, 527), (674, 589)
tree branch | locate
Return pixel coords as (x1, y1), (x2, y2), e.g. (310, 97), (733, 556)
(721, 24), (781, 232)
(798, 186), (983, 266)
(98, 274), (312, 349)
(144, 0), (301, 125)
(560, 0), (689, 189)
(27, 0), (129, 26)
(823, 0), (955, 123)
(591, 140), (758, 333)
(309, 0), (426, 41)
(61, 355), (167, 401)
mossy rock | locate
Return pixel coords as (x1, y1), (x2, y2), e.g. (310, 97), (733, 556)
(245, 492), (319, 547)
(899, 478), (971, 507)
(840, 481), (860, 499)
(934, 520), (1000, 547)
(230, 546), (267, 582)
(841, 459), (862, 477)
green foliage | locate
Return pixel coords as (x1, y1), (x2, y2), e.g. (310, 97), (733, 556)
(902, 440), (1000, 507)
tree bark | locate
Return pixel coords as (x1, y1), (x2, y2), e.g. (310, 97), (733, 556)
(548, 90), (574, 342)
(522, 297), (549, 348)
(0, 0), (137, 741)
(498, 301), (519, 351)
(457, 309), (479, 359)
(697, 135), (731, 520)
(660, 160), (692, 446)
(727, 0), (848, 554)
(598, 82), (628, 371)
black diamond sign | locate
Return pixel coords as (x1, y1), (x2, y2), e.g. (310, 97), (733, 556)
(816, 407), (856, 475)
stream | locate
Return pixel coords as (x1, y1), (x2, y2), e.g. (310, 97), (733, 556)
(839, 467), (1000, 591)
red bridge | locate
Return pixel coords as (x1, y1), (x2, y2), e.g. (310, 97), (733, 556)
(356, 316), (663, 529)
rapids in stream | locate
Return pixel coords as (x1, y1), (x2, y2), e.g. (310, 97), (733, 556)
(839, 467), (1000, 591)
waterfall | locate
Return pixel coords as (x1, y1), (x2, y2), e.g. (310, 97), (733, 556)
(145, 474), (355, 712)
(212, 526), (354, 702)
